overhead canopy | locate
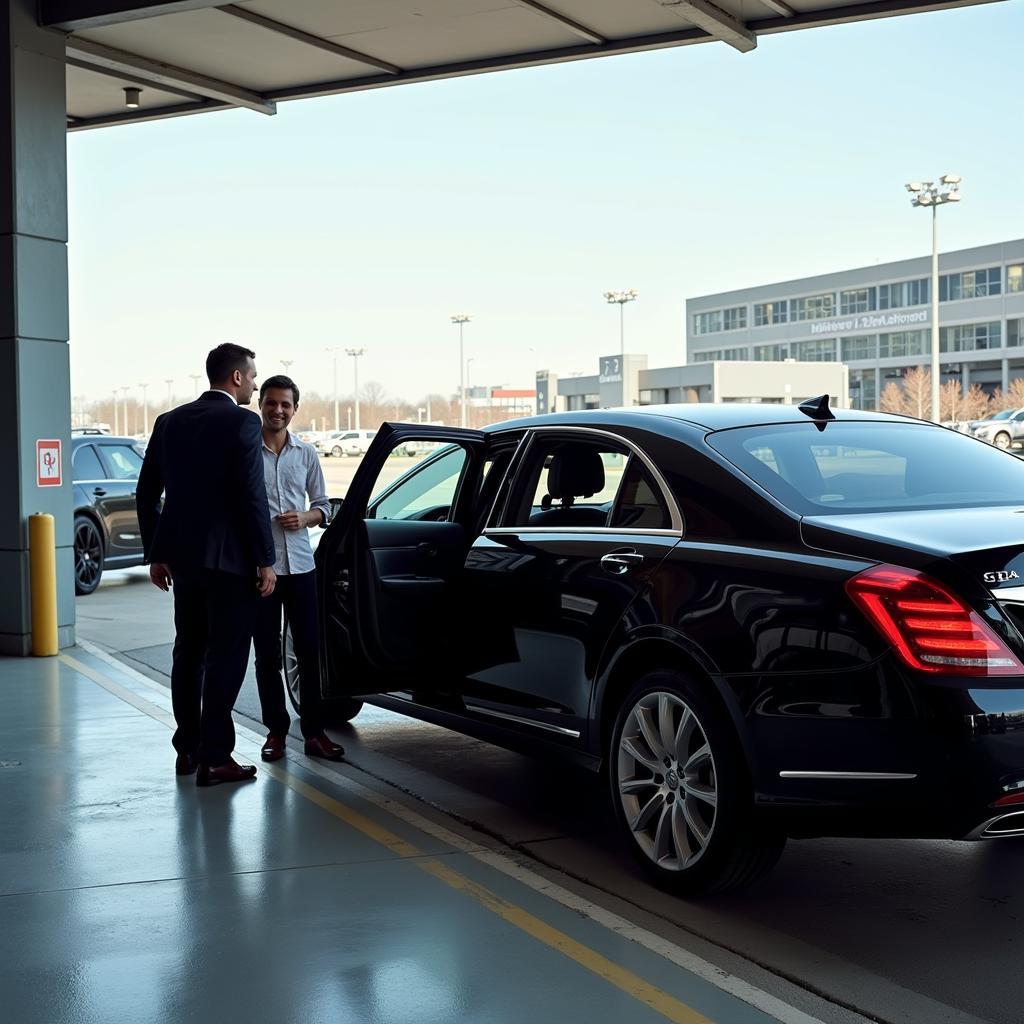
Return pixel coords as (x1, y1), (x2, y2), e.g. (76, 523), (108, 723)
(47, 0), (1001, 131)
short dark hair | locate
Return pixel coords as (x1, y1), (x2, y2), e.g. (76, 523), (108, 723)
(259, 375), (299, 406)
(206, 343), (256, 386)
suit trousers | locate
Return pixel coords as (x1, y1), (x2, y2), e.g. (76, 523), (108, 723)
(170, 566), (258, 765)
(252, 570), (325, 740)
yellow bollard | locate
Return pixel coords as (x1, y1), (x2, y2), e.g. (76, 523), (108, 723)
(29, 513), (58, 657)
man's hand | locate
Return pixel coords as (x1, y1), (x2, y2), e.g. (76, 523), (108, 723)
(149, 563), (173, 592)
(257, 565), (277, 598)
(276, 509), (314, 532)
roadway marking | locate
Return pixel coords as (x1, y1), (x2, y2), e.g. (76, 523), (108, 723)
(70, 640), (844, 1024)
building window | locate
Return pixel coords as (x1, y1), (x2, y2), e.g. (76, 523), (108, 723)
(792, 339), (836, 361)
(879, 330), (927, 358)
(840, 335), (877, 362)
(849, 369), (878, 411)
(840, 288), (876, 315)
(1009, 319), (1023, 347)
(720, 346), (749, 360)
(939, 267), (1002, 302)
(753, 301), (788, 326)
(754, 343), (789, 361)
(722, 306), (747, 331)
(693, 311), (723, 336)
(878, 278), (930, 309)
(790, 293), (836, 322)
(1008, 265), (1024, 294)
(692, 350), (720, 362)
(940, 321), (1001, 352)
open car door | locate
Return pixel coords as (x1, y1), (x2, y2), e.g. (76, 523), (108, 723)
(318, 422), (487, 699)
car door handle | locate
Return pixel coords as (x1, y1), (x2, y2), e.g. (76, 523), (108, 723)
(93, 487), (107, 496)
(600, 550), (644, 576)
(417, 542), (438, 558)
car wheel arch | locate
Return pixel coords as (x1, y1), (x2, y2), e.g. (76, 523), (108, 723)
(593, 635), (747, 764)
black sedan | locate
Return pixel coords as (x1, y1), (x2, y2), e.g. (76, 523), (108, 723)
(290, 401), (1024, 894)
(71, 432), (146, 594)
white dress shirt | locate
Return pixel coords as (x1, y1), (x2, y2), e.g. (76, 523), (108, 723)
(261, 432), (330, 576)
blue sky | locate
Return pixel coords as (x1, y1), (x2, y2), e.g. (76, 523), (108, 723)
(68, 2), (1024, 407)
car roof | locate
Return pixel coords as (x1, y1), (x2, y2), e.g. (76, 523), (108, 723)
(72, 434), (139, 445)
(483, 403), (917, 435)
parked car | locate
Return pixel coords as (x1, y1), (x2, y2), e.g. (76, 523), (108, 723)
(317, 429), (377, 457)
(282, 402), (1024, 895)
(72, 433), (146, 594)
(970, 408), (1024, 449)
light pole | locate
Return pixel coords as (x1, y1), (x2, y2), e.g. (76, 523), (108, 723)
(905, 176), (962, 423)
(164, 378), (174, 413)
(119, 386), (130, 434)
(326, 347), (342, 431)
(451, 314), (471, 427)
(112, 388), (119, 435)
(281, 359), (293, 374)
(345, 348), (365, 430)
(603, 289), (638, 360)
(138, 382), (150, 435)
(417, 406), (425, 423)
(189, 373), (202, 398)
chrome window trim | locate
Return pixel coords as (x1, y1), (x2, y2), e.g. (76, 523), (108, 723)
(779, 771), (917, 780)
(490, 424), (684, 535)
(464, 701), (581, 738)
(484, 527), (681, 537)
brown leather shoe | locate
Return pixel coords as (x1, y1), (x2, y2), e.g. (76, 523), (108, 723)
(303, 734), (345, 761)
(261, 734), (286, 762)
(175, 752), (198, 776)
(196, 758), (257, 787)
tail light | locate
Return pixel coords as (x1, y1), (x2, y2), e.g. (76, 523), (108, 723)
(845, 565), (1024, 677)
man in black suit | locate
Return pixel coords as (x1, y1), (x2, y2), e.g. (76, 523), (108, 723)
(137, 343), (277, 787)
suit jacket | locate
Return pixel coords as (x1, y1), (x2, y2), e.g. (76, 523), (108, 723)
(137, 391), (276, 576)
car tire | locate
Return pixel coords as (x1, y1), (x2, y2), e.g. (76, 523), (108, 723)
(73, 514), (105, 595)
(994, 431), (1012, 450)
(332, 445), (343, 458)
(609, 670), (785, 896)
(282, 618), (364, 724)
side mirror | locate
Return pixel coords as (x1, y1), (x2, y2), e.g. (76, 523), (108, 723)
(327, 497), (344, 525)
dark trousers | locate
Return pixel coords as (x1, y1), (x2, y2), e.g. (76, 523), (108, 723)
(170, 567), (257, 766)
(253, 570), (325, 739)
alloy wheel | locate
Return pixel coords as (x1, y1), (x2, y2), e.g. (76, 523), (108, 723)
(74, 518), (103, 594)
(282, 621), (302, 714)
(616, 691), (718, 871)
(995, 432), (1011, 450)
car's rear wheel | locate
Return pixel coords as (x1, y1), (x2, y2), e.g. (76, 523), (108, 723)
(332, 445), (343, 458)
(994, 431), (1012, 450)
(73, 515), (104, 595)
(609, 670), (785, 896)
(282, 618), (363, 724)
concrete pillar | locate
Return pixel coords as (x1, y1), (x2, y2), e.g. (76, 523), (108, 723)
(1002, 358), (1010, 393)
(962, 363), (970, 391)
(0, 2), (73, 655)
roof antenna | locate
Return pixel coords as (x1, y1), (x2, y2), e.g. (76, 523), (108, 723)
(797, 394), (835, 432)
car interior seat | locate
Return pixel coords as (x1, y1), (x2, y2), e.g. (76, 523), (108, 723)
(528, 445), (610, 527)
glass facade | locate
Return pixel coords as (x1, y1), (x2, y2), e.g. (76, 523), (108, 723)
(790, 293), (836, 322)
(877, 278), (929, 309)
(693, 305), (747, 335)
(940, 321), (1001, 352)
(754, 343), (789, 361)
(840, 335), (877, 361)
(939, 266), (1001, 302)
(849, 369), (877, 410)
(840, 288), (876, 315)
(1009, 319), (1023, 347)
(792, 338), (836, 361)
(753, 301), (788, 326)
(1008, 265), (1023, 294)
(879, 330), (927, 358)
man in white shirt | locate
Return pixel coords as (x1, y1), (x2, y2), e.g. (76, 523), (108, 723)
(253, 374), (343, 762)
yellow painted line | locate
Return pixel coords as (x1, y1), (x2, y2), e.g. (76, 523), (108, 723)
(61, 650), (715, 1024)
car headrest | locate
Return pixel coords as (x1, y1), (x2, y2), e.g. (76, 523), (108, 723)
(546, 447), (606, 501)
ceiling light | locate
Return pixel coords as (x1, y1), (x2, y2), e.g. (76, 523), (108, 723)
(941, 174), (962, 185)
(123, 87), (141, 109)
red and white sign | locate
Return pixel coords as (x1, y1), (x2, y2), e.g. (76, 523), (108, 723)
(36, 439), (62, 487)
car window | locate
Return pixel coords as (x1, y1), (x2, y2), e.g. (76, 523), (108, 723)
(72, 444), (106, 481)
(98, 444), (143, 481)
(505, 437), (627, 528)
(708, 421), (1024, 514)
(609, 458), (672, 529)
(370, 444), (468, 521)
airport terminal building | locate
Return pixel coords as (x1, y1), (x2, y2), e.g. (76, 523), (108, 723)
(685, 239), (1024, 409)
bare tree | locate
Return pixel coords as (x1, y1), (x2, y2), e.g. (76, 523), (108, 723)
(1006, 377), (1024, 409)
(961, 384), (992, 421)
(901, 366), (931, 420)
(879, 381), (909, 415)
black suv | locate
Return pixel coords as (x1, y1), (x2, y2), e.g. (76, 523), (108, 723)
(71, 432), (146, 594)
(285, 404), (1024, 894)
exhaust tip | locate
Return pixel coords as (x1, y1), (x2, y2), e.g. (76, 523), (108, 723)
(981, 811), (1024, 838)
